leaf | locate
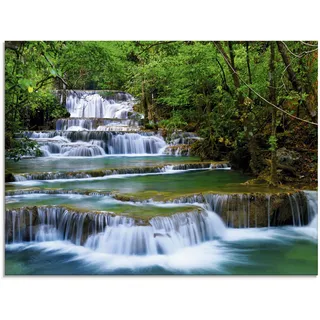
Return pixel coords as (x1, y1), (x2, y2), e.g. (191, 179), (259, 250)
(18, 78), (31, 89)
(50, 69), (57, 77)
(28, 86), (33, 93)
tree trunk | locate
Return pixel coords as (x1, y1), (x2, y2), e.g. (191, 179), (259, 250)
(246, 41), (253, 99)
(213, 41), (244, 106)
(276, 41), (317, 121)
(269, 41), (278, 186)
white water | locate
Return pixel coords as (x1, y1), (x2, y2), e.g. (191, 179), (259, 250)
(56, 118), (139, 131)
(5, 219), (317, 273)
(5, 191), (318, 274)
(66, 91), (135, 119)
(20, 92), (211, 157)
(21, 91), (168, 157)
(85, 210), (226, 256)
(6, 205), (226, 255)
(293, 191), (318, 242)
(6, 191), (318, 248)
(28, 132), (166, 157)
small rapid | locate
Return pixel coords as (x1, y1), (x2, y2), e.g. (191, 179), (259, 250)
(5, 205), (226, 256)
(25, 131), (167, 157)
(5, 191), (317, 274)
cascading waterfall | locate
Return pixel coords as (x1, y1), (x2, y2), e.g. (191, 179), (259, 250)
(267, 194), (271, 228)
(5, 206), (226, 255)
(6, 207), (133, 245)
(203, 192), (310, 228)
(86, 210), (226, 255)
(56, 119), (94, 131)
(13, 175), (27, 182)
(66, 91), (135, 118)
(24, 130), (166, 156)
(17, 92), (209, 158)
(108, 133), (166, 154)
(18, 91), (170, 157)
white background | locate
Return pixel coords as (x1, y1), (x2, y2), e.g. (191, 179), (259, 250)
(0, 1), (319, 320)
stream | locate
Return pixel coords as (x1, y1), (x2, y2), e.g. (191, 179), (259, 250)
(5, 91), (318, 275)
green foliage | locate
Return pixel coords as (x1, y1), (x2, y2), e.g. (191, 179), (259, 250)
(159, 110), (187, 135)
(5, 40), (318, 180)
(6, 137), (42, 162)
(57, 41), (128, 90)
(268, 135), (278, 151)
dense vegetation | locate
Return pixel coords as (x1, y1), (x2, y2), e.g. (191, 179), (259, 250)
(5, 41), (318, 187)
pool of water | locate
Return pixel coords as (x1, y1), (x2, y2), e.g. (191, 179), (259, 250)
(6, 155), (201, 174)
(6, 169), (285, 201)
(5, 153), (317, 275)
(5, 226), (317, 275)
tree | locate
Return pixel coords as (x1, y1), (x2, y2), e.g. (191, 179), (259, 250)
(268, 41), (278, 186)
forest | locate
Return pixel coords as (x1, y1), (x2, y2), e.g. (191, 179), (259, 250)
(5, 40), (318, 188)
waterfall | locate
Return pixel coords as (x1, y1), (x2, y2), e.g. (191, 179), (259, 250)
(25, 131), (166, 156)
(303, 191), (318, 228)
(66, 91), (135, 119)
(203, 192), (310, 228)
(19, 92), (218, 158)
(5, 206), (226, 255)
(56, 119), (93, 131)
(56, 118), (139, 131)
(6, 207), (128, 245)
(84, 210), (226, 255)
(267, 194), (271, 228)
(14, 175), (27, 182)
(288, 192), (306, 226)
(108, 133), (166, 154)
(20, 91), (168, 157)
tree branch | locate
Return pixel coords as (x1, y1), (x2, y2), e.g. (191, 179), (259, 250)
(214, 41), (318, 126)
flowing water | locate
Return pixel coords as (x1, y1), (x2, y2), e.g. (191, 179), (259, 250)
(5, 91), (318, 275)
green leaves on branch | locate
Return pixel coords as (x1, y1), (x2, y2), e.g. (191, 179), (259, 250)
(18, 78), (34, 93)
(6, 137), (42, 162)
(159, 111), (187, 135)
(268, 135), (277, 151)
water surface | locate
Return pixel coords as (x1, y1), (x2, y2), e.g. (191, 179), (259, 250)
(5, 226), (317, 275)
(6, 155), (201, 174)
(6, 169), (284, 200)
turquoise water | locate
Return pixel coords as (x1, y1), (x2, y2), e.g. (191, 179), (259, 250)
(5, 227), (317, 275)
(6, 155), (201, 174)
(6, 169), (283, 201)
(5, 155), (318, 275)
